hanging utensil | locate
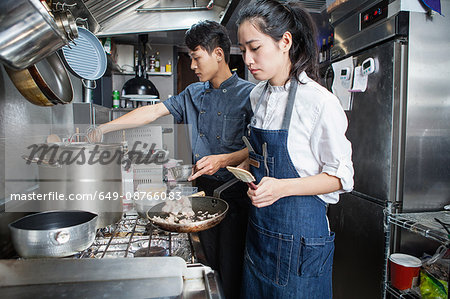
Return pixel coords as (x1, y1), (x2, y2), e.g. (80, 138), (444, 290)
(60, 27), (107, 89)
(0, 0), (70, 70)
(5, 52), (73, 106)
(226, 166), (257, 190)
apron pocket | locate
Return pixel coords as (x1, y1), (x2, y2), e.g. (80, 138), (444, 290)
(248, 151), (274, 178)
(245, 220), (293, 286)
(222, 114), (246, 145)
(297, 232), (335, 277)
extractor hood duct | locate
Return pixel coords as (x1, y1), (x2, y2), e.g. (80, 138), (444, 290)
(81, 0), (234, 37)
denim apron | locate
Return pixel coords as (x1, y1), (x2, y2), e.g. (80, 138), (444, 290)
(241, 80), (335, 299)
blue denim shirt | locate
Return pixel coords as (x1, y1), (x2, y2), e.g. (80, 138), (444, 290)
(163, 73), (255, 181)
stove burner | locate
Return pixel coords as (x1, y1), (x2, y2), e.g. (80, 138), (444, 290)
(134, 246), (168, 257)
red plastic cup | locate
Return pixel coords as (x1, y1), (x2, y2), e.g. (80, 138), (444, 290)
(389, 253), (422, 290)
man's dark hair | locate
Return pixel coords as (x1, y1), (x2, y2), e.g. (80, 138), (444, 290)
(185, 20), (231, 63)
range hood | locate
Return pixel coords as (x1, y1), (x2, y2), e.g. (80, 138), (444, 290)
(79, 0), (235, 37)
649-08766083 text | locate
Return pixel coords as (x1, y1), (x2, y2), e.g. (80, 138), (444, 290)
(9, 191), (182, 202)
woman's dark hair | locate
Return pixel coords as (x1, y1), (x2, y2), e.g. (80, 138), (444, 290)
(236, 0), (319, 82)
(185, 20), (232, 63)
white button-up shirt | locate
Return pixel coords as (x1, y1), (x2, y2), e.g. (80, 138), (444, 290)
(250, 72), (354, 203)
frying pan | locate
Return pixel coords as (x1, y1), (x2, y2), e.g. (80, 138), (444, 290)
(5, 52), (73, 106)
(146, 196), (228, 233)
(136, 191), (205, 219)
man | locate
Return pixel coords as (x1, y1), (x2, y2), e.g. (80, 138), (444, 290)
(95, 21), (254, 298)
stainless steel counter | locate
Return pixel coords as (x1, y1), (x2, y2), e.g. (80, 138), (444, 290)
(0, 212), (224, 298)
(0, 257), (222, 298)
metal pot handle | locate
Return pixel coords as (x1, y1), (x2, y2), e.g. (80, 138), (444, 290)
(21, 154), (61, 168)
(50, 230), (71, 245)
(67, 132), (92, 144)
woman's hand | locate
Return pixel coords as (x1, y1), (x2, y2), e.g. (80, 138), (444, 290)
(247, 177), (286, 208)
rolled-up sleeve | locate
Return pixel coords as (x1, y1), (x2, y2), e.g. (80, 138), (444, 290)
(163, 90), (188, 123)
(311, 97), (354, 196)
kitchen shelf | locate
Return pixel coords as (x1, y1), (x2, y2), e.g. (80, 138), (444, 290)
(388, 211), (450, 247)
(114, 71), (173, 76)
(383, 210), (450, 299)
(385, 283), (421, 298)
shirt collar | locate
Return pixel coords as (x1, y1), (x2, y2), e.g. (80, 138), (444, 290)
(206, 72), (238, 89)
(266, 71), (310, 92)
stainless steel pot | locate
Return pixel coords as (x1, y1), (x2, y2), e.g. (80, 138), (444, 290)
(0, 0), (70, 70)
(25, 141), (124, 228)
(8, 211), (97, 258)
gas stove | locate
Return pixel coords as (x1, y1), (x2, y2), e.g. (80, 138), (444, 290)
(76, 212), (197, 262)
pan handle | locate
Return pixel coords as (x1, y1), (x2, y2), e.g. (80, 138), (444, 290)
(82, 79), (97, 90)
(49, 230), (71, 245)
(212, 177), (240, 199)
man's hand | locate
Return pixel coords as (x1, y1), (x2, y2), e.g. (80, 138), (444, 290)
(86, 126), (103, 143)
(247, 177), (286, 208)
(188, 154), (225, 181)
(236, 158), (250, 171)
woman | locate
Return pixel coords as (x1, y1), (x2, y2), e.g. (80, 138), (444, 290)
(236, 1), (354, 298)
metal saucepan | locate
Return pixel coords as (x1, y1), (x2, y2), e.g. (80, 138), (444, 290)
(147, 196), (228, 233)
(5, 52), (73, 106)
(9, 211), (98, 258)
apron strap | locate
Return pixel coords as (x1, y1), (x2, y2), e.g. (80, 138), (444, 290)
(248, 82), (269, 136)
(253, 82), (269, 122)
(248, 79), (298, 135)
(281, 79), (298, 130)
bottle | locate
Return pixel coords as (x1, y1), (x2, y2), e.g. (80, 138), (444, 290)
(149, 54), (156, 72)
(327, 34), (333, 61)
(155, 51), (160, 72)
(166, 60), (172, 73)
(112, 90), (120, 108)
(320, 38), (326, 63)
(134, 49), (139, 73)
(103, 37), (112, 55)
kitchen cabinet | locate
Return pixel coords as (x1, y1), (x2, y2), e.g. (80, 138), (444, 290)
(384, 209), (450, 298)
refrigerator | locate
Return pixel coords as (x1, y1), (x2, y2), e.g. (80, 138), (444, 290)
(324, 0), (450, 298)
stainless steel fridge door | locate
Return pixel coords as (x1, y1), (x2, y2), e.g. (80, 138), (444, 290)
(345, 40), (406, 202)
(401, 11), (450, 212)
(328, 193), (386, 299)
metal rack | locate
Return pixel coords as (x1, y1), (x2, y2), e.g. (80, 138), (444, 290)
(384, 209), (450, 298)
(388, 212), (450, 247)
(385, 283), (421, 298)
